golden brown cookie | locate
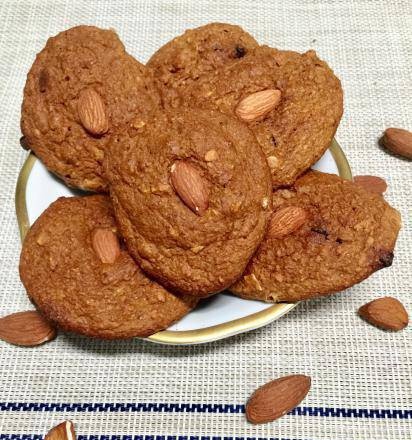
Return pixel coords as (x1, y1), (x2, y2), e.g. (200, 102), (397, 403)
(230, 171), (401, 302)
(21, 25), (160, 192)
(19, 195), (197, 339)
(161, 45), (343, 188)
(147, 23), (258, 91)
(105, 108), (272, 297)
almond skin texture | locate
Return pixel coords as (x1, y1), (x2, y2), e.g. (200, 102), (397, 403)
(45, 421), (76, 440)
(0, 311), (56, 346)
(268, 206), (307, 238)
(381, 128), (412, 159)
(359, 297), (409, 331)
(170, 160), (209, 216)
(246, 375), (311, 424)
(236, 89), (281, 122)
(354, 175), (387, 195)
(91, 228), (121, 264)
(77, 88), (109, 136)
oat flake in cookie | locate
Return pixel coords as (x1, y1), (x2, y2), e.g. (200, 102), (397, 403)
(19, 196), (197, 339)
(230, 171), (401, 302)
(21, 25), (160, 192)
(164, 45), (343, 188)
(105, 109), (272, 297)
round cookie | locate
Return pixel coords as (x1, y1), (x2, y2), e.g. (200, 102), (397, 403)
(21, 25), (160, 192)
(230, 171), (401, 302)
(163, 45), (343, 188)
(147, 23), (259, 90)
(19, 195), (197, 339)
(105, 108), (272, 297)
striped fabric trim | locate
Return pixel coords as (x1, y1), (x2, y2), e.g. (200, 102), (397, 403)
(0, 403), (410, 419)
(0, 436), (310, 440)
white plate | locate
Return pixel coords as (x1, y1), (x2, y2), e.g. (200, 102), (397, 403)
(16, 140), (351, 344)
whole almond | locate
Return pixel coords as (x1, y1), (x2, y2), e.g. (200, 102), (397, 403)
(77, 88), (109, 136)
(170, 161), (209, 216)
(0, 311), (56, 346)
(246, 375), (311, 424)
(91, 228), (121, 264)
(354, 175), (387, 195)
(268, 206), (307, 238)
(236, 89), (281, 122)
(359, 297), (409, 331)
(381, 128), (412, 159)
(45, 421), (76, 440)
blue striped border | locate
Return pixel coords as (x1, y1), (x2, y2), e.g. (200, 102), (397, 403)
(0, 436), (312, 440)
(0, 403), (410, 419)
(0, 436), (310, 440)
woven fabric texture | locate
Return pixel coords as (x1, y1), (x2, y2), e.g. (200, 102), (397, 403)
(0, 1), (411, 439)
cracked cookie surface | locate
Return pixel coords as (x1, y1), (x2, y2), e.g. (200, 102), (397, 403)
(160, 45), (343, 188)
(21, 25), (160, 192)
(148, 23), (258, 91)
(105, 108), (272, 297)
(19, 195), (197, 338)
(230, 171), (401, 302)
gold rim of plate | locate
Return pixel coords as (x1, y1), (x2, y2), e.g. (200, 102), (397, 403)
(15, 139), (352, 345)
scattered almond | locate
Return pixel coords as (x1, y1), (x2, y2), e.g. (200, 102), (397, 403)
(77, 88), (109, 136)
(204, 149), (218, 162)
(91, 228), (121, 264)
(45, 420), (76, 440)
(268, 206), (307, 238)
(354, 175), (387, 195)
(236, 89), (281, 123)
(0, 311), (56, 346)
(358, 297), (409, 331)
(380, 128), (412, 159)
(170, 161), (209, 216)
(246, 375), (311, 424)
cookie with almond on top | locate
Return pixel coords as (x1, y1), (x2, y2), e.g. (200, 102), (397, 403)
(19, 195), (197, 339)
(230, 171), (401, 302)
(21, 25), (160, 192)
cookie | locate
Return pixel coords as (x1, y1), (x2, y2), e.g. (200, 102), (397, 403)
(19, 195), (197, 339)
(147, 23), (258, 90)
(21, 25), (160, 192)
(105, 108), (272, 297)
(230, 171), (401, 302)
(162, 45), (343, 188)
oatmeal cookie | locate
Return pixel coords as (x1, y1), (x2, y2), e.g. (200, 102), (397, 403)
(105, 108), (272, 296)
(230, 171), (401, 302)
(148, 22), (258, 91)
(162, 45), (343, 187)
(19, 195), (197, 338)
(21, 25), (160, 192)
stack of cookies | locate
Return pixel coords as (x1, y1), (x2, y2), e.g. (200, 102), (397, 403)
(19, 24), (401, 339)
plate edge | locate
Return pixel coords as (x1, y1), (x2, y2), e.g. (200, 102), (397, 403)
(15, 140), (352, 345)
